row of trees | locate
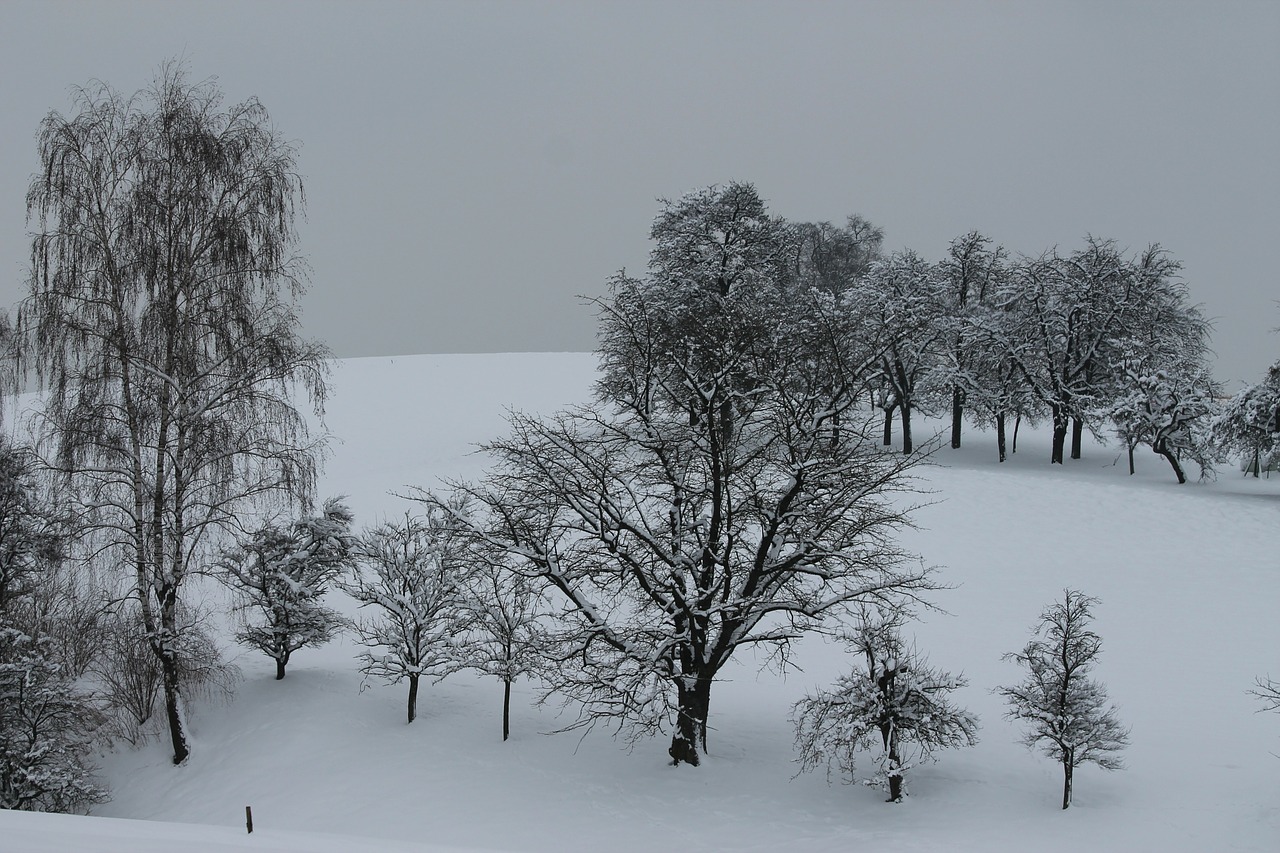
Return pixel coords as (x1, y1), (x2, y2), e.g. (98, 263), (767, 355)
(787, 220), (1276, 482)
(218, 499), (542, 734)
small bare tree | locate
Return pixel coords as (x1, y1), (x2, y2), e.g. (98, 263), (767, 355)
(451, 532), (548, 741)
(92, 609), (161, 745)
(92, 601), (238, 746)
(344, 508), (469, 724)
(1000, 589), (1129, 809)
(792, 607), (978, 802)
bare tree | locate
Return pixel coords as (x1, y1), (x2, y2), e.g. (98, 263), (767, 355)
(1250, 676), (1280, 714)
(444, 187), (930, 768)
(792, 606), (978, 802)
(21, 63), (328, 763)
(1000, 590), (1129, 809)
(220, 499), (354, 680)
(92, 608), (161, 745)
(344, 509), (469, 724)
(936, 232), (1008, 451)
(1213, 360), (1280, 477)
(451, 533), (548, 741)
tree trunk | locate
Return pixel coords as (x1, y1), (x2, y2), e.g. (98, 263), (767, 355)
(882, 404), (896, 447)
(502, 676), (511, 742)
(668, 677), (712, 767)
(1051, 407), (1068, 464)
(1070, 418), (1084, 460)
(887, 724), (904, 803)
(900, 402), (913, 455)
(950, 386), (964, 449)
(275, 658), (287, 680)
(996, 412), (1007, 462)
(407, 676), (422, 722)
(152, 584), (190, 766)
(1155, 441), (1187, 484)
(1062, 757), (1074, 810)
(1128, 443), (1135, 476)
(157, 646), (188, 765)
(1013, 413), (1022, 454)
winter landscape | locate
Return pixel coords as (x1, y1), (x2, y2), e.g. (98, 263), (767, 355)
(1, 353), (1277, 852)
(0, 6), (1278, 849)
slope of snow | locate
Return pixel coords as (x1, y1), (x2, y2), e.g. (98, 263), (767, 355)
(7, 353), (1277, 851)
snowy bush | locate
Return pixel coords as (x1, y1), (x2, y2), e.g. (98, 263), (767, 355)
(1000, 589), (1129, 809)
(0, 624), (107, 812)
(792, 608), (978, 802)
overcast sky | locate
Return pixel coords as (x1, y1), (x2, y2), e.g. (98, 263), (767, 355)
(1, 0), (1276, 384)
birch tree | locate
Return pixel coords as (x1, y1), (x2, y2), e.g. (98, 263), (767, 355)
(21, 64), (328, 764)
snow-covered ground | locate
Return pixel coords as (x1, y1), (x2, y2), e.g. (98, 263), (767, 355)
(4, 352), (1277, 852)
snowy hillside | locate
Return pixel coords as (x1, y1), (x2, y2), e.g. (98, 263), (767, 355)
(5, 353), (1277, 852)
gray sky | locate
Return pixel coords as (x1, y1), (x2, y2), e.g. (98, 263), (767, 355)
(1, 0), (1276, 383)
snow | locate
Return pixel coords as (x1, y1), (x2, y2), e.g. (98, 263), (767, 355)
(4, 352), (1277, 851)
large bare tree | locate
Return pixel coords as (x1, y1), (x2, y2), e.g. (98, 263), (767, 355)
(21, 64), (328, 764)
(444, 184), (932, 767)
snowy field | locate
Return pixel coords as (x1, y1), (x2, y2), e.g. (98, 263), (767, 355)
(3, 352), (1277, 852)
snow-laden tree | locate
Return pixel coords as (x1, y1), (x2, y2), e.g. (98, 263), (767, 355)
(856, 251), (949, 454)
(1106, 361), (1219, 482)
(935, 231), (1008, 451)
(1213, 361), (1280, 477)
(784, 215), (884, 297)
(443, 184), (932, 767)
(1000, 590), (1129, 810)
(952, 298), (1043, 462)
(0, 624), (107, 812)
(999, 241), (1189, 464)
(792, 607), (978, 802)
(344, 508), (469, 724)
(220, 499), (354, 680)
(22, 64), (329, 763)
(452, 535), (548, 741)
